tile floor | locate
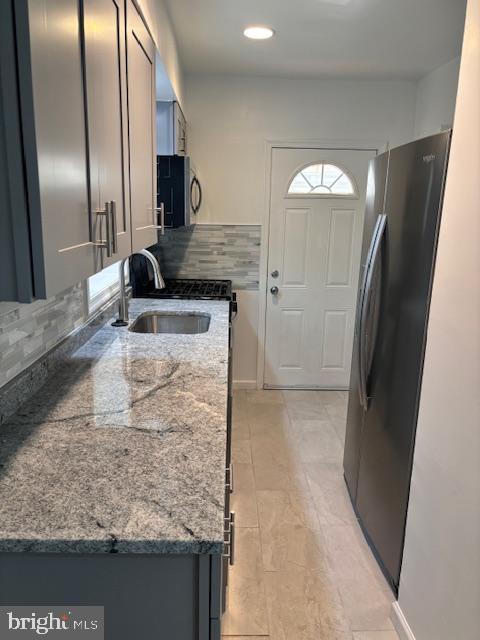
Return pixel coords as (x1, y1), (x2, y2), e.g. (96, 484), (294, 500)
(222, 389), (399, 640)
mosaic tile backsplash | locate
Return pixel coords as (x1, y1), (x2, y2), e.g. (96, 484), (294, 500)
(0, 282), (87, 390)
(152, 224), (261, 290)
(0, 224), (261, 393)
(0, 295), (119, 425)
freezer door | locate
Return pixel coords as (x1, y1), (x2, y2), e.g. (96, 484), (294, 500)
(355, 132), (451, 591)
(343, 152), (389, 501)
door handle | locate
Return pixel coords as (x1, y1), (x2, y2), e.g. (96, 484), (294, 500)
(270, 286), (279, 295)
(154, 203), (165, 235)
(110, 200), (118, 254)
(94, 203), (113, 258)
(223, 511), (236, 566)
(190, 176), (202, 214)
(356, 217), (382, 408)
(358, 213), (387, 409)
(225, 463), (233, 493)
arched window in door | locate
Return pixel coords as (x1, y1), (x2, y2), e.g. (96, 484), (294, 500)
(287, 162), (357, 197)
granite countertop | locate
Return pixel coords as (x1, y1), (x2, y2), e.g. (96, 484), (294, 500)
(0, 299), (230, 554)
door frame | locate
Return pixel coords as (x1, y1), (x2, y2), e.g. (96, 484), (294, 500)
(257, 138), (389, 390)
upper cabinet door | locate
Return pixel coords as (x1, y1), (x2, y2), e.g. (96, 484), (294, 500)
(173, 102), (187, 156)
(83, 0), (131, 268)
(126, 0), (158, 251)
(0, 0), (34, 303)
(2, 0), (160, 302)
(22, 0), (95, 297)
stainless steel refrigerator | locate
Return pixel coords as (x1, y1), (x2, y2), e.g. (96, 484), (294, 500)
(343, 131), (451, 594)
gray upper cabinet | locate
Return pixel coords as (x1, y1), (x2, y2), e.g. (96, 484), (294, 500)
(0, 1), (33, 303)
(156, 100), (187, 156)
(0, 0), (158, 303)
(17, 0), (96, 300)
(173, 102), (187, 157)
(127, 0), (159, 252)
(84, 0), (131, 269)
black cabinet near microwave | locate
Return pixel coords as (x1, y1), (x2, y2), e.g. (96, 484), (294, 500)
(157, 155), (202, 229)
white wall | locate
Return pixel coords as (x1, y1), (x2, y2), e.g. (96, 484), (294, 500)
(185, 75), (417, 385)
(185, 75), (417, 225)
(232, 291), (259, 388)
(393, 2), (480, 638)
(136, 0), (184, 105)
(414, 58), (461, 140)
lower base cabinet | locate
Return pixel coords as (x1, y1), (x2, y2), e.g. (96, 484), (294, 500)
(0, 552), (224, 639)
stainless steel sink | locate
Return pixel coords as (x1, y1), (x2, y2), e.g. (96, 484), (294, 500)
(129, 311), (210, 335)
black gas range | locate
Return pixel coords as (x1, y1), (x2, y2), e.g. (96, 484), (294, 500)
(146, 278), (232, 300)
(131, 274), (237, 316)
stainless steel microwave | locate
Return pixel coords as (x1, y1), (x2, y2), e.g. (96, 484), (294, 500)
(156, 156), (202, 228)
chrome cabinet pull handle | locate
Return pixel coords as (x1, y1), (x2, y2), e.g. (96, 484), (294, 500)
(160, 203), (165, 234)
(94, 204), (112, 257)
(223, 511), (236, 566)
(229, 511), (235, 565)
(110, 200), (118, 254)
(225, 463), (233, 493)
(154, 203), (165, 234)
(104, 202), (112, 257)
(271, 270), (279, 278)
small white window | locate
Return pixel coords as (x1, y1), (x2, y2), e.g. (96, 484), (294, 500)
(87, 262), (123, 314)
(287, 163), (357, 197)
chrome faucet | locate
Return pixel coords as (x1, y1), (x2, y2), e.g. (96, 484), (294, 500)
(112, 249), (165, 327)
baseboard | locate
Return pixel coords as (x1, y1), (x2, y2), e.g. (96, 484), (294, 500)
(233, 380), (257, 390)
(391, 602), (416, 640)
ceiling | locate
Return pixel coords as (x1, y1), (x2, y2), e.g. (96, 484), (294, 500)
(164, 0), (466, 80)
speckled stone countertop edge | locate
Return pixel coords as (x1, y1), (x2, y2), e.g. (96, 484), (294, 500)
(0, 538), (224, 555)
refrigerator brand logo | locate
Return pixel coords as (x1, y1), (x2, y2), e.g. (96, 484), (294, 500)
(423, 154), (436, 163)
(0, 607), (104, 638)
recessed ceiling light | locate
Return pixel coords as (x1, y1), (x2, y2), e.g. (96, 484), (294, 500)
(243, 26), (275, 40)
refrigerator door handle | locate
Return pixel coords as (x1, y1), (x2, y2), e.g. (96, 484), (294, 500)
(356, 214), (383, 407)
(358, 213), (387, 409)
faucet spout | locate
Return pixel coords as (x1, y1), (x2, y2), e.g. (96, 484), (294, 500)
(137, 248), (165, 290)
(112, 249), (165, 327)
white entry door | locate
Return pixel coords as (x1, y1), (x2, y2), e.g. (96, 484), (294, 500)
(264, 147), (376, 389)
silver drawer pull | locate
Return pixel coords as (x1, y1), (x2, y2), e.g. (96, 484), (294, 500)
(93, 203), (113, 257)
(229, 511), (235, 565)
(110, 200), (118, 254)
(225, 463), (234, 493)
(153, 203), (165, 234)
(223, 511), (236, 566)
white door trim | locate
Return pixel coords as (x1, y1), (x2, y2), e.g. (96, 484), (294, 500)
(256, 138), (389, 389)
